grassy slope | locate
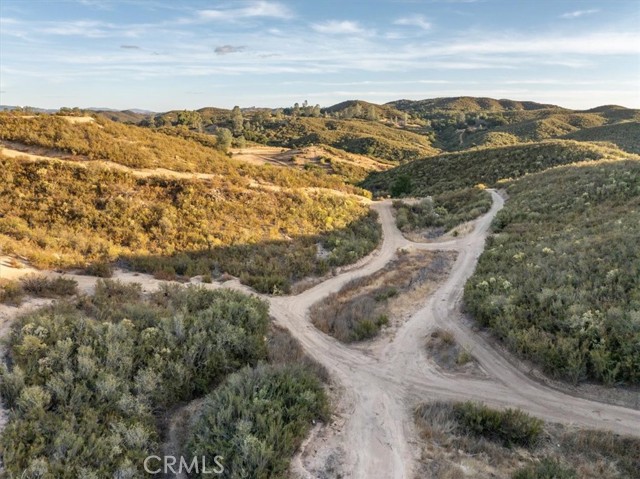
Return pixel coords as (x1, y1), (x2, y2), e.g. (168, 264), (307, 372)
(0, 113), (363, 194)
(0, 114), (386, 293)
(362, 140), (630, 197)
(0, 156), (380, 293)
(464, 159), (640, 384)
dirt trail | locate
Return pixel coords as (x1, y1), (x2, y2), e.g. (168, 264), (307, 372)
(267, 190), (640, 478)
(1, 191), (639, 478)
(0, 143), (369, 202)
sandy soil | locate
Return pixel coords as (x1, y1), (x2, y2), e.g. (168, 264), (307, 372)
(1, 191), (639, 479)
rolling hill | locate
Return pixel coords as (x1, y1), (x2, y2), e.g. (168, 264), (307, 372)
(361, 140), (632, 197)
(0, 113), (381, 293)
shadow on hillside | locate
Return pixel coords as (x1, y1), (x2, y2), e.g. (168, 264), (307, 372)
(119, 212), (381, 295)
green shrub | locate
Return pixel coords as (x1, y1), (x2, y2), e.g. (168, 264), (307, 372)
(0, 286), (270, 477)
(464, 159), (640, 384)
(393, 187), (492, 234)
(453, 402), (543, 448)
(187, 363), (328, 479)
(20, 275), (78, 297)
(84, 261), (113, 278)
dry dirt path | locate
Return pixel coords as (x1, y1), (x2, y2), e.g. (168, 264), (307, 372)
(1, 191), (639, 478)
(267, 190), (640, 478)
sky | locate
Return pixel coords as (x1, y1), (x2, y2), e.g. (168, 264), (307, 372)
(1, 0), (639, 111)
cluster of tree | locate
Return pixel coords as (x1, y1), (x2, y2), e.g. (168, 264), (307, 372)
(0, 283), (272, 477)
(464, 159), (640, 384)
(363, 140), (628, 197)
(0, 157), (379, 292)
(393, 187), (492, 234)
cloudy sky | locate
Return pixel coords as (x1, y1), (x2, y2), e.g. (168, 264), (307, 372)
(1, 0), (639, 111)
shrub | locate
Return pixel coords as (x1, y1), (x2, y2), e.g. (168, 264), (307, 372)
(20, 275), (78, 297)
(0, 286), (271, 477)
(393, 187), (492, 235)
(464, 159), (640, 384)
(84, 261), (113, 278)
(453, 402), (543, 448)
(0, 280), (25, 305)
(187, 363), (328, 479)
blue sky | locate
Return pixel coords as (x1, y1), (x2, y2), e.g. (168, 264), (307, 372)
(1, 0), (639, 111)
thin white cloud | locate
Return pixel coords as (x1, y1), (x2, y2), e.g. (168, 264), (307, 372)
(560, 9), (599, 19)
(198, 1), (292, 21)
(311, 20), (366, 35)
(394, 15), (432, 30)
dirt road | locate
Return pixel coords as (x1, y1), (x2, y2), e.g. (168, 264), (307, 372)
(268, 190), (640, 478)
(1, 190), (639, 478)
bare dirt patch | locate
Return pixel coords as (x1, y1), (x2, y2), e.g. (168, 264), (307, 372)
(231, 145), (390, 176)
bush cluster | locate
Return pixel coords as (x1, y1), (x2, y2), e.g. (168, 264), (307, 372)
(452, 402), (543, 448)
(187, 363), (328, 478)
(394, 187), (492, 234)
(0, 283), (270, 477)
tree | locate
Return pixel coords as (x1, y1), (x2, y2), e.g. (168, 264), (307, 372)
(215, 128), (232, 152)
(231, 106), (243, 135)
(366, 106), (378, 121)
(177, 110), (202, 131)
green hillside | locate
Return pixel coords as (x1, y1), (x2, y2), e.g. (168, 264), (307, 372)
(387, 97), (558, 114)
(562, 121), (640, 154)
(465, 158), (640, 384)
(361, 140), (630, 197)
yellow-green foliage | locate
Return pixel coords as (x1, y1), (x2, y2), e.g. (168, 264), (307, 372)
(465, 159), (640, 384)
(0, 157), (380, 292)
(363, 140), (630, 197)
(473, 131), (521, 148)
(0, 113), (363, 194)
(264, 117), (439, 162)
